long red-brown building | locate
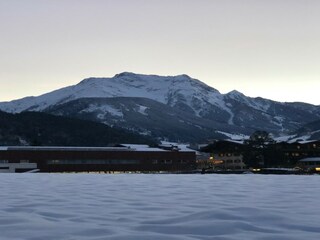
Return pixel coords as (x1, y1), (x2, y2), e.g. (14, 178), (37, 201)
(0, 145), (196, 173)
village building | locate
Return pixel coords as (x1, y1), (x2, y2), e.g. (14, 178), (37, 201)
(200, 139), (320, 169)
(297, 157), (320, 171)
(0, 145), (196, 173)
(200, 140), (247, 170)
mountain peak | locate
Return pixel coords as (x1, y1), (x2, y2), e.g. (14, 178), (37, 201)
(114, 72), (137, 78)
(113, 72), (192, 80)
(175, 74), (191, 79)
(227, 90), (245, 96)
(225, 90), (247, 100)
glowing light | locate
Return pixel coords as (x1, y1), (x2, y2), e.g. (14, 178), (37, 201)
(213, 160), (224, 164)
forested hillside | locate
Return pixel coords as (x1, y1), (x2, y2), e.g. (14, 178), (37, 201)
(0, 111), (156, 146)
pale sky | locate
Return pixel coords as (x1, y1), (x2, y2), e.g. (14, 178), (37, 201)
(1, 0), (319, 105)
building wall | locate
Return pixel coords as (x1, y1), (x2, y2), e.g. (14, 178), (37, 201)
(0, 149), (196, 172)
(213, 153), (246, 170)
(297, 158), (320, 170)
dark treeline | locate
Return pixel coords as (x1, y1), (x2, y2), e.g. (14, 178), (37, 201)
(0, 111), (157, 146)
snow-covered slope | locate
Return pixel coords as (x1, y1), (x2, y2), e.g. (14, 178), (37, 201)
(285, 119), (320, 142)
(0, 72), (221, 114)
(1, 174), (320, 240)
(0, 72), (319, 141)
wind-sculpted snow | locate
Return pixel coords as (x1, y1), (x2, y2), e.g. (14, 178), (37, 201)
(1, 174), (319, 240)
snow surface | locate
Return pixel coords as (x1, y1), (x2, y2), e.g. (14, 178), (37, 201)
(119, 144), (166, 152)
(1, 174), (320, 240)
(81, 104), (123, 118)
(160, 141), (197, 152)
(216, 131), (249, 141)
(135, 105), (148, 116)
(274, 135), (298, 143)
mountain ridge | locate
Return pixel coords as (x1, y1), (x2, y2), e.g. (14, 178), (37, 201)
(1, 72), (319, 142)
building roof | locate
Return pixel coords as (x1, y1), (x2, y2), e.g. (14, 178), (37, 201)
(299, 157), (320, 162)
(0, 146), (133, 152)
(0, 144), (198, 153)
(121, 144), (167, 152)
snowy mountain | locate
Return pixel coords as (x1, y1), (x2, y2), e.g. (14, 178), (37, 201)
(0, 72), (223, 114)
(1, 72), (319, 142)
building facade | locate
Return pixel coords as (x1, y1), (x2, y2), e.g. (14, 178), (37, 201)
(0, 146), (196, 173)
(297, 157), (320, 171)
(212, 152), (246, 170)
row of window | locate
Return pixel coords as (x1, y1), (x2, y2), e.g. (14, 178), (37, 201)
(47, 159), (141, 165)
(152, 160), (189, 164)
(226, 159), (242, 163)
(285, 152), (320, 157)
(296, 144), (319, 149)
(218, 153), (241, 157)
(47, 159), (189, 165)
(0, 160), (29, 163)
(288, 153), (301, 157)
(302, 162), (320, 166)
(215, 166), (245, 170)
(1, 159), (189, 165)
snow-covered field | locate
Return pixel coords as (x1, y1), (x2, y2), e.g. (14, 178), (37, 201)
(1, 174), (319, 240)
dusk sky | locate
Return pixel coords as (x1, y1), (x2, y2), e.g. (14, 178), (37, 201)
(1, 0), (319, 105)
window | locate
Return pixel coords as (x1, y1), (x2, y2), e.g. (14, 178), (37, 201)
(0, 160), (8, 163)
(47, 160), (60, 164)
(159, 160), (172, 164)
